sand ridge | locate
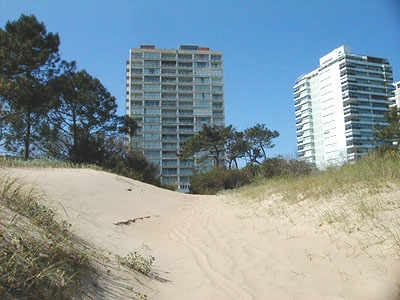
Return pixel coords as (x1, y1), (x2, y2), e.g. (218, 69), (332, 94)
(4, 168), (400, 299)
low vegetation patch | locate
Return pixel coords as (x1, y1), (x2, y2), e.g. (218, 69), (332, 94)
(115, 252), (155, 276)
(0, 176), (94, 299)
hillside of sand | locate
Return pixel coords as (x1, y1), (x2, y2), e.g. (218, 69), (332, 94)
(3, 167), (400, 300)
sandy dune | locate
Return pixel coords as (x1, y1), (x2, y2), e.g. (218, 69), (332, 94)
(4, 168), (400, 299)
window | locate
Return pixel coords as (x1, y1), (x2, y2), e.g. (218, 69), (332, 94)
(131, 108), (143, 115)
(195, 93), (211, 99)
(195, 85), (210, 92)
(144, 133), (160, 140)
(144, 84), (160, 90)
(144, 108), (160, 115)
(145, 150), (160, 157)
(195, 62), (208, 68)
(195, 101), (211, 108)
(194, 77), (210, 83)
(144, 141), (160, 148)
(144, 60), (160, 67)
(144, 76), (160, 82)
(144, 52), (160, 59)
(144, 92), (161, 99)
(131, 53), (143, 59)
(144, 117), (159, 123)
(131, 69), (143, 74)
(211, 86), (223, 92)
(144, 100), (159, 107)
(143, 125), (160, 131)
(144, 68), (160, 75)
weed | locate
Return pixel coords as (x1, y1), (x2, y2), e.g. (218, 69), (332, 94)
(116, 252), (155, 276)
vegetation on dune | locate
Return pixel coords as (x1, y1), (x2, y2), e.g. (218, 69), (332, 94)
(0, 176), (94, 299)
(237, 150), (400, 202)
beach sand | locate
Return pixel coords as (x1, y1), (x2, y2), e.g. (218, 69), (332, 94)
(5, 168), (400, 299)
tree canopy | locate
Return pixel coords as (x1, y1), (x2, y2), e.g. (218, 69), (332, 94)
(180, 124), (233, 168)
(0, 14), (60, 159)
(374, 106), (400, 148)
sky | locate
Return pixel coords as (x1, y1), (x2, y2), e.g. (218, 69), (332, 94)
(1, 0), (399, 158)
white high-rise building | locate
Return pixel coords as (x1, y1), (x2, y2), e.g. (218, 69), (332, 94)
(294, 46), (394, 169)
(389, 81), (400, 108)
(126, 45), (225, 192)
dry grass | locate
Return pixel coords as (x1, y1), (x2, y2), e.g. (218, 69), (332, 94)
(227, 151), (400, 258)
(0, 176), (95, 299)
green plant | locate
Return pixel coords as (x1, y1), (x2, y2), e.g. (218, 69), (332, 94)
(0, 175), (94, 299)
(190, 168), (251, 194)
(115, 252), (155, 276)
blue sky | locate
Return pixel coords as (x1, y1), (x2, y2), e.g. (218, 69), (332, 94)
(1, 0), (399, 158)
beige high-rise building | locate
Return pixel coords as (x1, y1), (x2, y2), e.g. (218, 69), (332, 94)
(126, 45), (225, 192)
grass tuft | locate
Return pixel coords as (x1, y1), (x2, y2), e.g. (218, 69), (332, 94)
(0, 175), (94, 299)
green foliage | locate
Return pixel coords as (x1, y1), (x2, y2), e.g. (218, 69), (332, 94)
(239, 150), (400, 202)
(190, 168), (251, 194)
(180, 124), (233, 168)
(243, 123), (279, 164)
(0, 14), (60, 160)
(115, 252), (155, 276)
(374, 106), (400, 147)
(43, 61), (123, 163)
(246, 157), (315, 179)
(190, 157), (314, 195)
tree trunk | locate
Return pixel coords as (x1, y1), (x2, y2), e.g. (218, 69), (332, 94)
(24, 111), (31, 160)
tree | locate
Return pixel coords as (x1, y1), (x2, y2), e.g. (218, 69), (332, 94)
(42, 61), (134, 163)
(225, 130), (250, 169)
(374, 106), (400, 148)
(243, 123), (279, 164)
(0, 14), (60, 159)
(180, 124), (233, 168)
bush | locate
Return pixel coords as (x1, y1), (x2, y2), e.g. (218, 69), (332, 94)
(190, 168), (251, 194)
(245, 157), (314, 179)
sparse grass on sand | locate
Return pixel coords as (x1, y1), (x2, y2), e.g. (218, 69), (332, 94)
(0, 176), (95, 299)
(228, 151), (400, 258)
(0, 156), (102, 170)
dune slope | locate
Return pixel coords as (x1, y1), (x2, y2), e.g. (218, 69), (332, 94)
(5, 168), (400, 300)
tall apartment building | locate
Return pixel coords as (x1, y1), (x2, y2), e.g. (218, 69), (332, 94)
(389, 81), (400, 108)
(294, 45), (394, 169)
(126, 45), (225, 192)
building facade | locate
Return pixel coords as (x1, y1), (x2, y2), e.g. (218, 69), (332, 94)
(389, 81), (400, 108)
(294, 46), (394, 169)
(126, 45), (225, 192)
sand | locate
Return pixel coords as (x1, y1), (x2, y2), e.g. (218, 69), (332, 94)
(4, 168), (400, 299)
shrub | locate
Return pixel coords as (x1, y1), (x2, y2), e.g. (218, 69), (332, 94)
(244, 157), (315, 180)
(190, 168), (251, 194)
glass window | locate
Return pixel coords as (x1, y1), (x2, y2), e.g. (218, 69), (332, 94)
(144, 60), (160, 67)
(144, 76), (160, 82)
(144, 92), (161, 99)
(144, 117), (159, 123)
(195, 93), (211, 99)
(143, 125), (160, 131)
(144, 133), (160, 140)
(144, 100), (159, 107)
(194, 77), (210, 84)
(195, 85), (210, 92)
(195, 101), (211, 108)
(144, 84), (160, 90)
(144, 108), (160, 115)
(144, 68), (160, 75)
(131, 69), (143, 74)
(144, 52), (160, 59)
(145, 150), (160, 157)
(131, 108), (143, 115)
(131, 53), (143, 59)
(144, 141), (160, 148)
